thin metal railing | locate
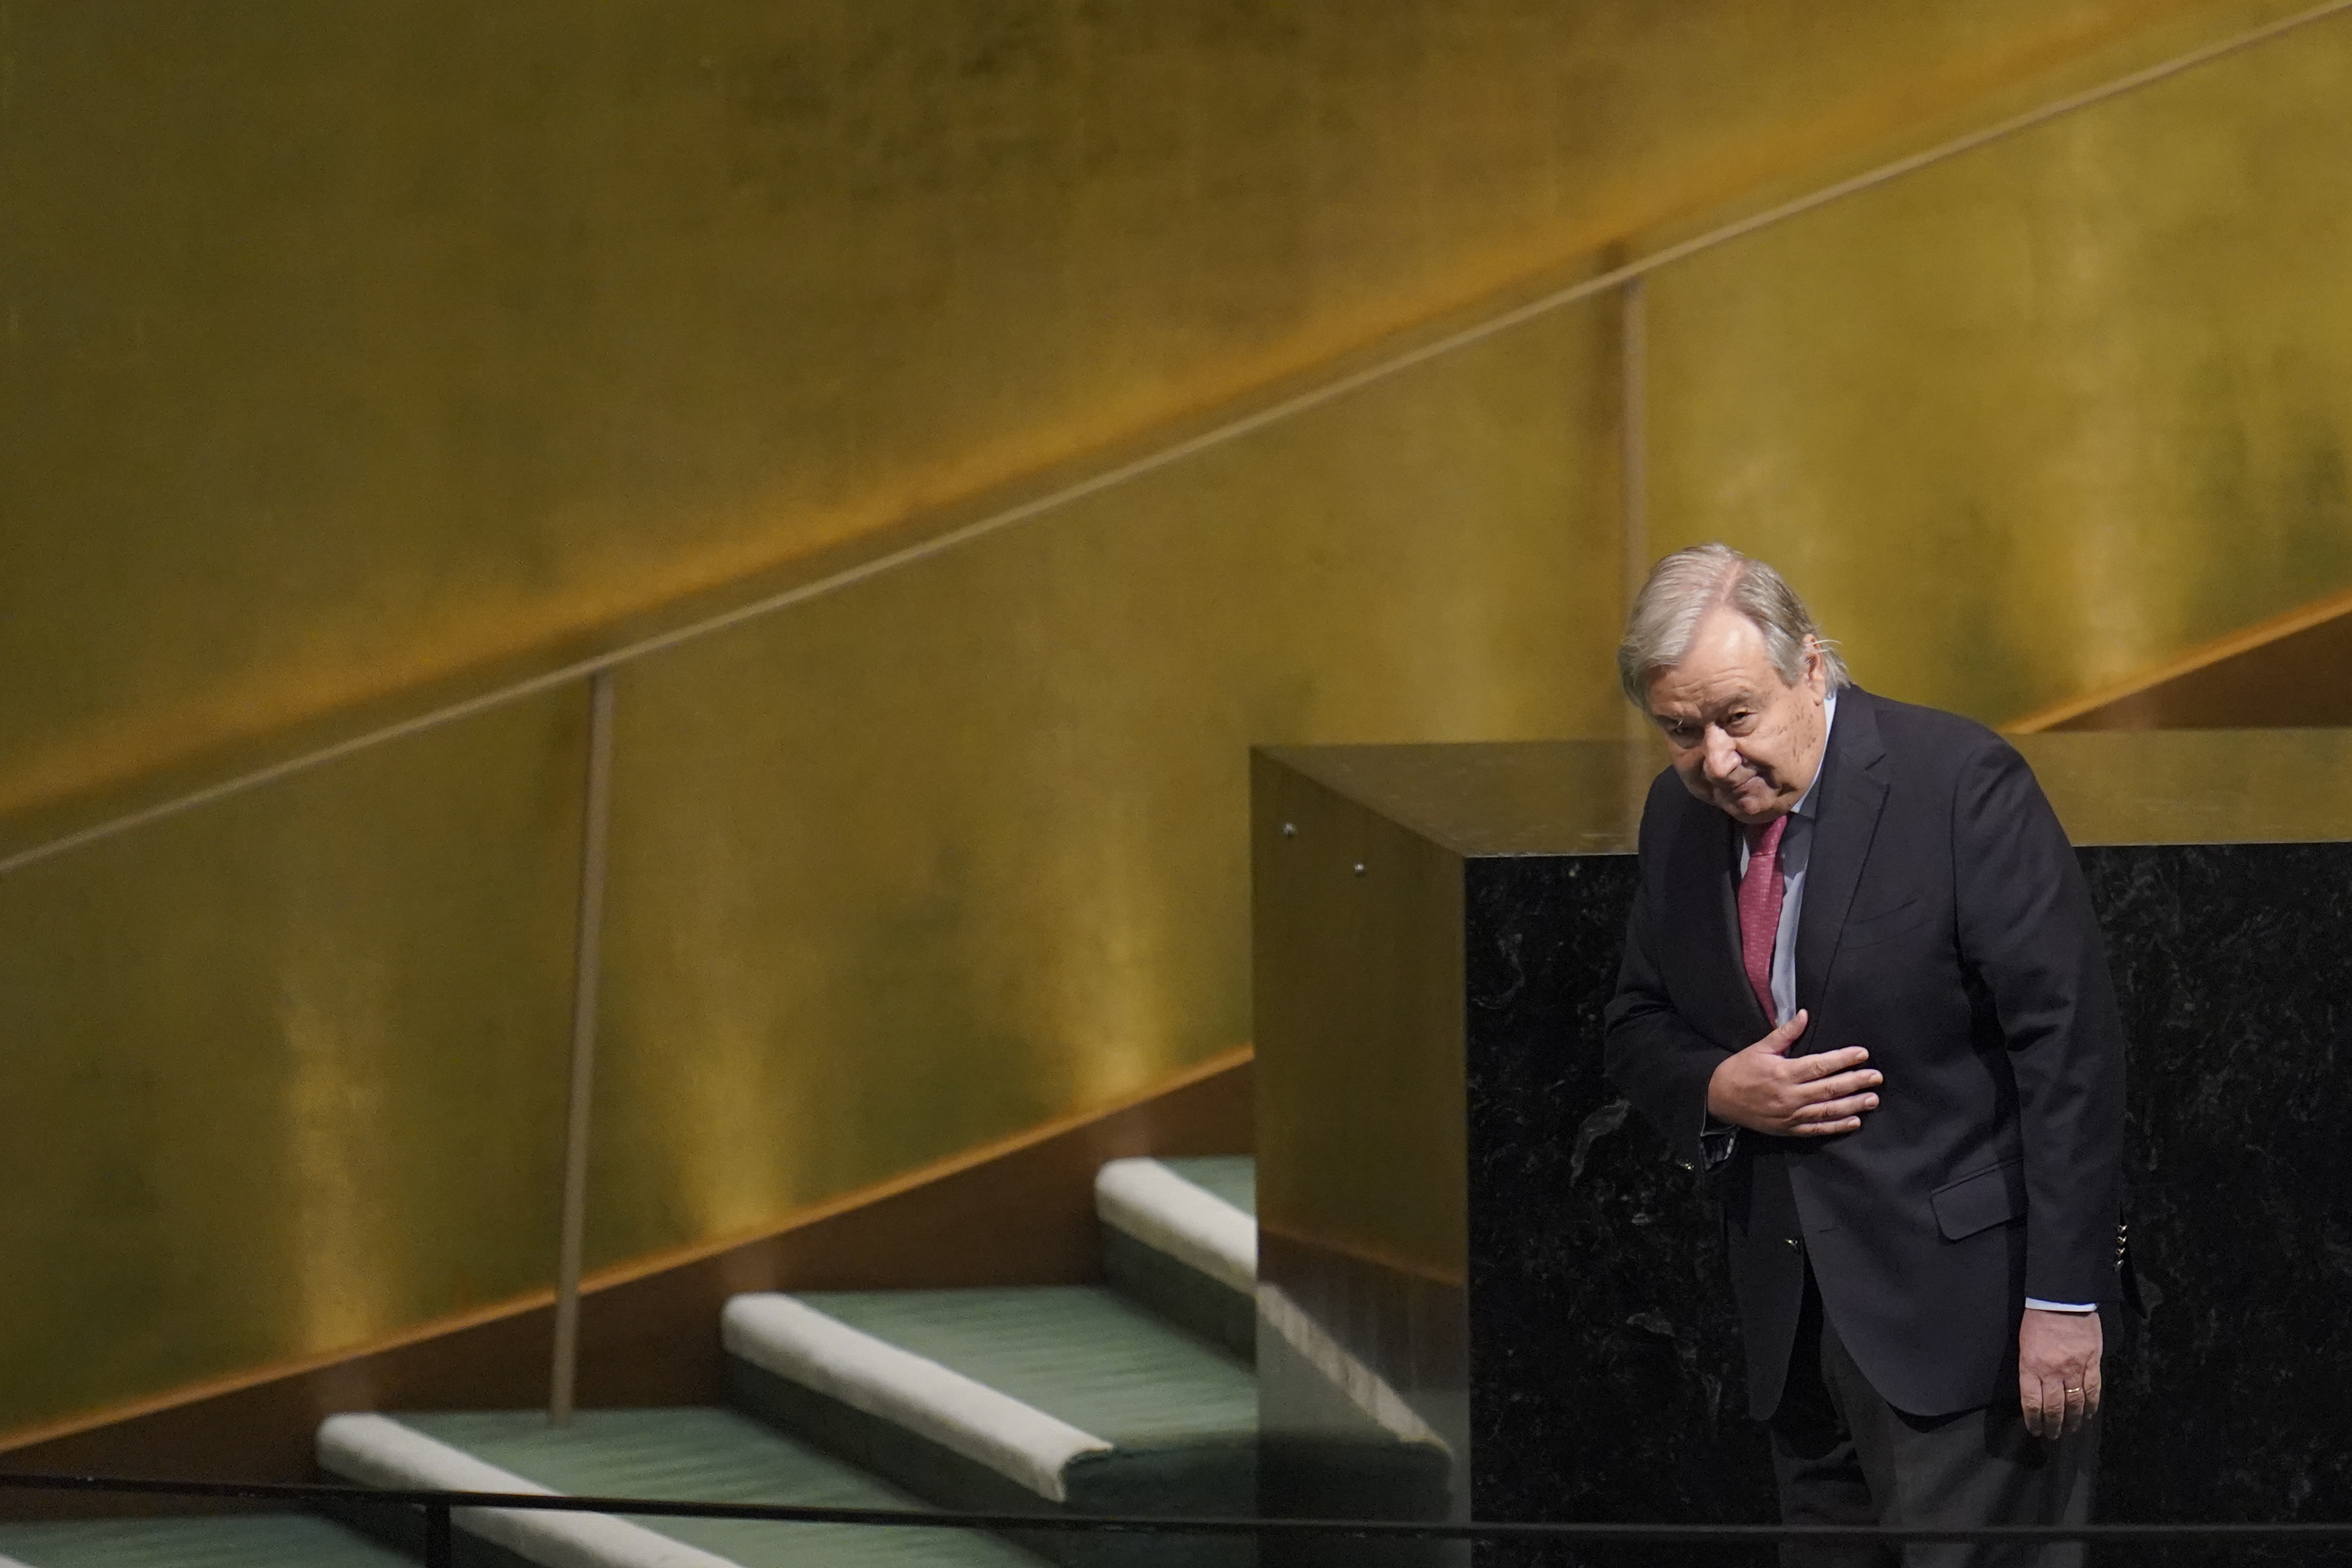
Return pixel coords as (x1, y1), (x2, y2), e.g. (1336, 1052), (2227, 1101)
(7, 0), (2351, 1428)
(546, 670), (618, 1425)
(1617, 274), (1649, 626)
(4, 1471), (2352, 1556)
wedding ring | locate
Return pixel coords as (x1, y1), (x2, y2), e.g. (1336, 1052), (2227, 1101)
(2064, 1386), (2083, 1395)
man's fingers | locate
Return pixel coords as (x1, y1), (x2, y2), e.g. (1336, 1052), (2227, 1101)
(1790, 1092), (1878, 1126)
(1789, 1115), (1862, 1137)
(1780, 1086), (1880, 1134)
(2019, 1370), (2044, 1438)
(2037, 1378), (2066, 1439)
(1792, 1046), (1873, 1082)
(1792, 1068), (1881, 1103)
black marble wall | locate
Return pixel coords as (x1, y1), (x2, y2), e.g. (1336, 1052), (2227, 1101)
(1464, 842), (2352, 1567)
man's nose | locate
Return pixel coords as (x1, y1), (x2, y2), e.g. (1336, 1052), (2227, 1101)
(1701, 727), (1742, 780)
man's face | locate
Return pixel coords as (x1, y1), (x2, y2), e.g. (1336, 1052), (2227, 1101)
(1644, 606), (1830, 827)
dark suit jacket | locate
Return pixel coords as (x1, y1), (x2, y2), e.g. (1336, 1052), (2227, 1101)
(1603, 687), (2125, 1419)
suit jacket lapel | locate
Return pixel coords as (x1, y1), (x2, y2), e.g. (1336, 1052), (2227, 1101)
(1795, 688), (1891, 1021)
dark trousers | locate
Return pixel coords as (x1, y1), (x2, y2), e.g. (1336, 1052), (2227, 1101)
(1768, 1268), (2098, 1568)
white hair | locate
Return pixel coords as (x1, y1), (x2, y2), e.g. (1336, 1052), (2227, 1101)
(1617, 543), (1850, 706)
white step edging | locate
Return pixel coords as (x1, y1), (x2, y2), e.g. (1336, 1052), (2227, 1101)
(317, 1413), (736, 1568)
(1094, 1158), (1257, 1297)
(722, 1294), (1112, 1504)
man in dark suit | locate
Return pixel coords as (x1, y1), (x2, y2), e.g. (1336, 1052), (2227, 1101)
(1603, 544), (2123, 1568)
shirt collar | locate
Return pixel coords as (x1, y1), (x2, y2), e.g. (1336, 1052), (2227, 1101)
(1786, 687), (1840, 823)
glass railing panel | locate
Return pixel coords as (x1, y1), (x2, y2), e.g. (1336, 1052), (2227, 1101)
(0, 692), (583, 1433)
(584, 300), (1620, 1270)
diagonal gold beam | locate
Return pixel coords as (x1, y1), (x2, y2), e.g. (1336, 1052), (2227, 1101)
(2004, 583), (2352, 733)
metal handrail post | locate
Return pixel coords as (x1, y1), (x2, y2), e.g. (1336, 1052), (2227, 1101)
(549, 668), (618, 1424)
(422, 1501), (453, 1568)
(1618, 273), (1659, 823)
(1619, 274), (1649, 622)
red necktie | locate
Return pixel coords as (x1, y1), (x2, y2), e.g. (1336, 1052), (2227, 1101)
(1739, 814), (1789, 1026)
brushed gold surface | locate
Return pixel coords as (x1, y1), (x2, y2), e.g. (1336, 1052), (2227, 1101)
(0, 0), (2289, 820)
(1251, 755), (1468, 1285)
(2, 0), (2335, 1440)
(1648, 9), (2352, 725)
(583, 314), (1613, 1267)
(2017, 729), (2352, 843)
(0, 695), (584, 1431)
(1267, 741), (1650, 859)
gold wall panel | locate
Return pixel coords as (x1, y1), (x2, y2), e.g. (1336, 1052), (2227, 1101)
(3, 0), (2336, 1441)
(586, 308), (1615, 1266)
(1647, 13), (2352, 723)
(0, 0), (2290, 819)
(0, 696), (583, 1432)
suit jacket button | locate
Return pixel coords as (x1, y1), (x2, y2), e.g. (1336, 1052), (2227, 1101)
(1784, 1237), (1800, 1250)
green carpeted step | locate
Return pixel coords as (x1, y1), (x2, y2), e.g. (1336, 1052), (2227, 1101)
(393, 1408), (1044, 1568)
(1094, 1159), (1255, 1359)
(795, 1290), (1253, 1455)
(724, 1287), (1254, 1568)
(0, 1515), (411, 1568)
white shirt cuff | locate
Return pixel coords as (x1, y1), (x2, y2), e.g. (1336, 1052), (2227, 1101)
(2024, 1297), (2097, 1313)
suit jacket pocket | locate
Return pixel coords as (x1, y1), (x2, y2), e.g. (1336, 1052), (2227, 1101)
(1930, 1157), (2027, 1241)
(1841, 896), (1933, 950)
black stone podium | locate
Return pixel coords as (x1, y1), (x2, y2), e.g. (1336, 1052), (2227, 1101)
(1250, 732), (2352, 1566)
